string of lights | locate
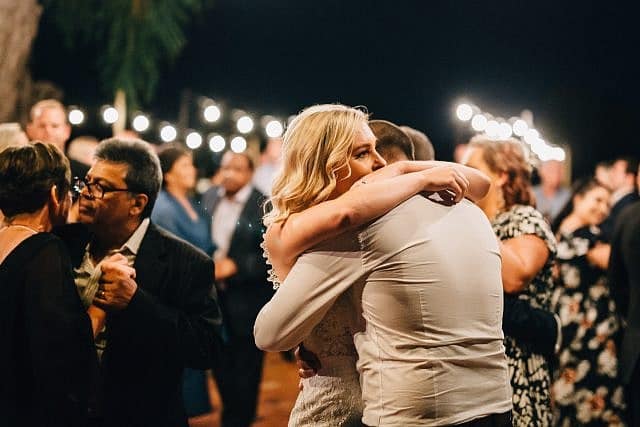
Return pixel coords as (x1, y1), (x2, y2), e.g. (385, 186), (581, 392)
(455, 101), (566, 162)
(66, 97), (291, 154)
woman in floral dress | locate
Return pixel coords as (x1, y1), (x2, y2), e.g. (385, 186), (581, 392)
(464, 136), (557, 426)
(551, 178), (626, 426)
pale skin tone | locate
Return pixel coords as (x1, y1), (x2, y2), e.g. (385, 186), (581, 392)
(265, 122), (491, 284)
(263, 122), (490, 379)
(463, 146), (550, 294)
(26, 107), (71, 152)
(557, 185), (611, 270)
(77, 160), (150, 333)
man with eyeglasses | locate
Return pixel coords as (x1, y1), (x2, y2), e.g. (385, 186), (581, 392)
(56, 137), (223, 427)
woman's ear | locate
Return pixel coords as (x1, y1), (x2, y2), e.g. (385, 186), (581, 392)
(49, 185), (61, 210)
(129, 193), (149, 217)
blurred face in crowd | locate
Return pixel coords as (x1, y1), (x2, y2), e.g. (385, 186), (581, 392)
(538, 160), (564, 189)
(609, 159), (630, 191)
(165, 154), (197, 193)
(332, 122), (386, 197)
(594, 164), (612, 191)
(26, 107), (71, 152)
(220, 151), (253, 197)
(77, 161), (136, 230)
(573, 185), (610, 226)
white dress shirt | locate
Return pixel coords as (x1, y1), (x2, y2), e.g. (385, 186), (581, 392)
(211, 184), (253, 260)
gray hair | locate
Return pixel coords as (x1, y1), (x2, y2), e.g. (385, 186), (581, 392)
(95, 138), (162, 218)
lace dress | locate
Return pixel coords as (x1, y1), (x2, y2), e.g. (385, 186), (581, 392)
(492, 205), (557, 427)
(262, 241), (364, 427)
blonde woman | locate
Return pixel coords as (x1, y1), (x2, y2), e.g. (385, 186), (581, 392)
(463, 136), (557, 426)
(256, 104), (491, 426)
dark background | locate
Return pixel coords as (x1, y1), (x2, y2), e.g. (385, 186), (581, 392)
(31, 0), (638, 179)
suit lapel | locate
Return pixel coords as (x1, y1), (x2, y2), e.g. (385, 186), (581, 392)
(134, 223), (168, 296)
(53, 223), (92, 269)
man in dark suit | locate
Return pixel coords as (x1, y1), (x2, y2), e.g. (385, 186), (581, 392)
(600, 156), (639, 240)
(57, 137), (222, 427)
(202, 150), (272, 427)
(609, 200), (640, 426)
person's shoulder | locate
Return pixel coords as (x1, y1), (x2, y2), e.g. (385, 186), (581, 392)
(148, 223), (211, 261)
(618, 201), (640, 226)
(22, 232), (69, 265)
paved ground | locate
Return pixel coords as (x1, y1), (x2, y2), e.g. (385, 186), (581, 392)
(189, 352), (300, 427)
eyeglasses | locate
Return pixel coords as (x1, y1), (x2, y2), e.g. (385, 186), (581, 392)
(73, 177), (131, 200)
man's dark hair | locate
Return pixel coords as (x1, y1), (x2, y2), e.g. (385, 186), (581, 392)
(0, 141), (70, 218)
(95, 138), (162, 218)
(400, 126), (435, 161)
(369, 120), (414, 161)
(223, 149), (255, 171)
(617, 156), (639, 177)
(157, 143), (191, 188)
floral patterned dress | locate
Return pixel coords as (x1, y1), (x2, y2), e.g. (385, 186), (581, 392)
(492, 204), (557, 427)
(551, 225), (626, 427)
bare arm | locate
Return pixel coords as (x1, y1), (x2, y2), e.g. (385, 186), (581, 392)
(500, 235), (550, 293)
(254, 242), (365, 351)
(266, 161), (490, 280)
(385, 160), (491, 203)
(586, 242), (610, 270)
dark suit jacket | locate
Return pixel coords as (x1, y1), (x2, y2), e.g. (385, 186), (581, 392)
(609, 202), (640, 384)
(503, 295), (558, 359)
(56, 222), (223, 427)
(600, 191), (640, 241)
(203, 187), (273, 337)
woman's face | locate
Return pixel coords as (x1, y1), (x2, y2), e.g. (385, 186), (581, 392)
(332, 122), (387, 197)
(573, 186), (610, 226)
(165, 154), (197, 192)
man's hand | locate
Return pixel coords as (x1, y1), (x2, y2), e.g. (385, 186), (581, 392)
(215, 257), (238, 281)
(295, 344), (320, 390)
(94, 258), (137, 311)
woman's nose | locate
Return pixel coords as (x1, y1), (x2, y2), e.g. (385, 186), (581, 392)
(373, 151), (387, 170)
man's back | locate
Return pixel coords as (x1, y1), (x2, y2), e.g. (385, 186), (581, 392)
(355, 196), (512, 426)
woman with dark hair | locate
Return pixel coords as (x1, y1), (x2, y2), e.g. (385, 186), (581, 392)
(151, 143), (214, 418)
(550, 178), (627, 426)
(152, 143), (213, 255)
(0, 142), (97, 427)
(463, 136), (557, 426)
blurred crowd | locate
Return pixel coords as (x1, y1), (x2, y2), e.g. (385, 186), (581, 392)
(1, 98), (638, 427)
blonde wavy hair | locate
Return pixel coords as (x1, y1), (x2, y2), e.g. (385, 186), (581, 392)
(264, 104), (368, 226)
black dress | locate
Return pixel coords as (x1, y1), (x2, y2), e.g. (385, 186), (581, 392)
(0, 232), (97, 427)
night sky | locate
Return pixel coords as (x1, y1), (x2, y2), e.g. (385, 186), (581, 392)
(31, 0), (638, 179)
